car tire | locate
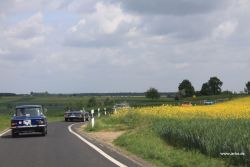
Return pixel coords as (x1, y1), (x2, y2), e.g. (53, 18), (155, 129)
(65, 118), (68, 122)
(41, 127), (47, 136)
(12, 130), (18, 138)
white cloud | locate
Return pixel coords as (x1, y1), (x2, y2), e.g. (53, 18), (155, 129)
(212, 21), (238, 39)
(93, 2), (137, 34)
(70, 19), (86, 32)
(0, 48), (10, 55)
(65, 2), (139, 47)
(4, 12), (51, 39)
(2, 12), (52, 50)
(175, 63), (190, 70)
(0, 0), (250, 93)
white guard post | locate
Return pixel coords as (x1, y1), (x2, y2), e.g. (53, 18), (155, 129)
(91, 109), (94, 128)
(104, 108), (106, 115)
(98, 108), (100, 117)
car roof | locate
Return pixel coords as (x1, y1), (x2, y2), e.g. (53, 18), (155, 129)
(16, 105), (42, 109)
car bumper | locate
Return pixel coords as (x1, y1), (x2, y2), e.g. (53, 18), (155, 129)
(65, 116), (83, 119)
(12, 125), (46, 133)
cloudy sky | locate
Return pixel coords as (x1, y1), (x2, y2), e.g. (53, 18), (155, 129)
(0, 0), (249, 93)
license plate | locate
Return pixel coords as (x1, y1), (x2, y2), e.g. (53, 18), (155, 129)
(23, 120), (31, 126)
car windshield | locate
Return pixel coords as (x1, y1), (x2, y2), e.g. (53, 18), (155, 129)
(16, 107), (43, 117)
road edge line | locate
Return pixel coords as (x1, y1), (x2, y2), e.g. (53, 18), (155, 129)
(68, 123), (128, 167)
(0, 129), (11, 137)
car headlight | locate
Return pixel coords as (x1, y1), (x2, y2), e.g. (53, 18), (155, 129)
(11, 122), (17, 127)
(37, 120), (45, 125)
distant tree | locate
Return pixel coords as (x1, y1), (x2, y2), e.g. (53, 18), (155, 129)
(200, 83), (211, 95)
(65, 102), (75, 111)
(200, 77), (223, 96)
(208, 77), (223, 95)
(195, 91), (201, 96)
(145, 87), (160, 99)
(104, 97), (114, 106)
(222, 90), (233, 95)
(87, 97), (98, 108)
(75, 101), (84, 110)
(246, 81), (250, 94)
(178, 79), (195, 97)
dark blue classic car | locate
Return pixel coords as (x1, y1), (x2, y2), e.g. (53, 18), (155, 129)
(11, 105), (47, 137)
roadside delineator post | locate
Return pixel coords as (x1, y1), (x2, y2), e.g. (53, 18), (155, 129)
(98, 108), (100, 117)
(104, 108), (106, 116)
(91, 109), (94, 128)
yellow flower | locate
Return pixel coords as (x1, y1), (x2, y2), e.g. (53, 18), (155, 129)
(116, 97), (250, 119)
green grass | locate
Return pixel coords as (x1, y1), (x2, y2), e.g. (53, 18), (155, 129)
(115, 129), (228, 167)
(0, 114), (10, 132)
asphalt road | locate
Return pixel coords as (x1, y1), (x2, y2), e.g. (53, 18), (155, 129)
(0, 122), (142, 167)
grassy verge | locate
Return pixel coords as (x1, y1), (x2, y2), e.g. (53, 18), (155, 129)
(0, 114), (10, 132)
(85, 115), (235, 167)
(115, 128), (227, 167)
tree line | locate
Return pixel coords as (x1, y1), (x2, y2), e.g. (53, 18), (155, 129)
(145, 77), (250, 99)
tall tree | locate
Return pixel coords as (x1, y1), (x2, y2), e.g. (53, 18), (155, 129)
(246, 81), (250, 94)
(208, 77), (223, 95)
(145, 87), (160, 99)
(178, 79), (195, 97)
(200, 83), (211, 95)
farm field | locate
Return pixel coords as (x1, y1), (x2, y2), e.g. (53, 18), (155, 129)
(86, 96), (250, 167)
(0, 94), (246, 131)
(0, 94), (245, 114)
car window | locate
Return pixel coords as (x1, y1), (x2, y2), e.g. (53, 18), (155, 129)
(16, 107), (43, 117)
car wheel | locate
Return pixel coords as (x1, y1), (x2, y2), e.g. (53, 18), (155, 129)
(12, 130), (18, 138)
(65, 118), (68, 122)
(41, 127), (47, 136)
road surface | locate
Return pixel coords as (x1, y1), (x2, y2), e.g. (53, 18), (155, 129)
(0, 122), (142, 167)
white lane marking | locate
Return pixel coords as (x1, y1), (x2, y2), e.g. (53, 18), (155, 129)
(68, 123), (127, 167)
(0, 129), (11, 137)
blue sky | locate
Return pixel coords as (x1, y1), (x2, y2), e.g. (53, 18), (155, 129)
(0, 0), (250, 93)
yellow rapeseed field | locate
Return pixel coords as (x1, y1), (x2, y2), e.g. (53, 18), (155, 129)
(116, 97), (250, 119)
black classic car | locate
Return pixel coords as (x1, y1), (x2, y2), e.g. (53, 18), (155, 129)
(11, 105), (48, 137)
(64, 110), (90, 122)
